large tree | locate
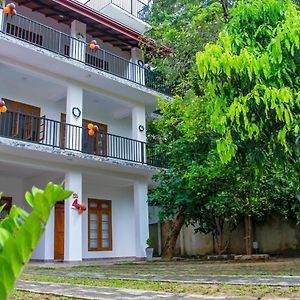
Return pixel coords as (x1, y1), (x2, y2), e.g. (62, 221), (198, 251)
(194, 0), (300, 167)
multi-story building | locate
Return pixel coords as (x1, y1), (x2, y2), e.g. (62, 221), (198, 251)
(0, 0), (168, 261)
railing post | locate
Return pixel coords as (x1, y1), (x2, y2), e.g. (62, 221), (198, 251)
(141, 142), (145, 164)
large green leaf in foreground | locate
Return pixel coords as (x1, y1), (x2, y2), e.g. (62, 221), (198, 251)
(0, 182), (72, 299)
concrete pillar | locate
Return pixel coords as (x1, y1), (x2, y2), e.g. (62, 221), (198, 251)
(44, 208), (55, 260)
(132, 105), (146, 163)
(133, 180), (149, 258)
(130, 47), (145, 85)
(66, 84), (83, 151)
(64, 171), (83, 261)
(132, 105), (146, 141)
(0, 0), (6, 30)
(70, 20), (86, 62)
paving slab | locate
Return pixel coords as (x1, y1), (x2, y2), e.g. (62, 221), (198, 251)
(16, 280), (256, 300)
(25, 269), (300, 286)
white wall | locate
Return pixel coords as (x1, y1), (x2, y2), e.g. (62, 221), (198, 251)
(82, 183), (135, 258)
(0, 174), (26, 210)
(25, 174), (63, 261)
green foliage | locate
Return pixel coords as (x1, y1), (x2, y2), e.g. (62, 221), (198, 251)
(195, 0), (300, 166)
(0, 183), (72, 300)
(146, 1), (225, 95)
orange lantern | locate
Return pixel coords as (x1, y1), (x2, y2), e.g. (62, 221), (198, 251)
(1, 106), (7, 113)
(87, 123), (94, 130)
(88, 129), (95, 136)
(89, 43), (96, 50)
(4, 6), (11, 14)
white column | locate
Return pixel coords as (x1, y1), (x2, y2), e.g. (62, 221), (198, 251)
(66, 84), (83, 151)
(70, 20), (86, 62)
(134, 180), (149, 258)
(64, 171), (83, 261)
(0, 0), (6, 30)
(44, 208), (55, 260)
(130, 47), (145, 85)
(132, 105), (146, 163)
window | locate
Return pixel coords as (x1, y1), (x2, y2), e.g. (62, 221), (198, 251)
(0, 197), (12, 219)
(88, 199), (112, 251)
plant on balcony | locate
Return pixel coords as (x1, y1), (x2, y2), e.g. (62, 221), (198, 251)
(0, 182), (72, 299)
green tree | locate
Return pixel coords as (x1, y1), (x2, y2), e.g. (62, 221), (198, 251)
(181, 0), (300, 253)
(145, 1), (224, 95)
(195, 0), (300, 167)
(0, 183), (72, 299)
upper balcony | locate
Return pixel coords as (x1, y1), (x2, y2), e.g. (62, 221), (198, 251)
(0, 9), (170, 96)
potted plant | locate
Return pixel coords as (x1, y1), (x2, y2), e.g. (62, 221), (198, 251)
(145, 238), (154, 259)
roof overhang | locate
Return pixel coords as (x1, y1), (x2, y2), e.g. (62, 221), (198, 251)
(14, 0), (171, 53)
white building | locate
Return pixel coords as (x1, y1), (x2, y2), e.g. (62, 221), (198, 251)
(0, 0), (168, 261)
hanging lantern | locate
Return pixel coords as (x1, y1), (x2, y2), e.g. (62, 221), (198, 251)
(0, 100), (7, 113)
(89, 40), (100, 51)
(4, 3), (17, 16)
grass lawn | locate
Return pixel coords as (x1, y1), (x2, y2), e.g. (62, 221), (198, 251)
(20, 273), (300, 298)
(29, 257), (300, 276)
(10, 290), (72, 299)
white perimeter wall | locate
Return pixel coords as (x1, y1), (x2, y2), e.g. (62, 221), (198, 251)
(82, 183), (135, 258)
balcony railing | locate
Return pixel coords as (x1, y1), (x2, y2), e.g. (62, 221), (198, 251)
(0, 11), (170, 95)
(0, 110), (162, 167)
(84, 0), (150, 22)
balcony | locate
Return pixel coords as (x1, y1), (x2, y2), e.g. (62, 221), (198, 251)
(0, 110), (162, 167)
(0, 11), (170, 95)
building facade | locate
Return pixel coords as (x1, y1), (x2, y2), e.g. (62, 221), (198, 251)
(0, 0), (167, 261)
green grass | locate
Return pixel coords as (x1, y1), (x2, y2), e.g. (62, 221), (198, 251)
(10, 290), (73, 299)
(20, 273), (300, 298)
(28, 257), (300, 277)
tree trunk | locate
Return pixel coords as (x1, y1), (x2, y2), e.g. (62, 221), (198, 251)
(162, 215), (185, 260)
(220, 0), (230, 20)
(244, 214), (253, 255)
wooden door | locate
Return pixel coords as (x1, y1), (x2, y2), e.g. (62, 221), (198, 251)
(54, 202), (64, 260)
(1, 99), (40, 142)
(60, 114), (107, 155)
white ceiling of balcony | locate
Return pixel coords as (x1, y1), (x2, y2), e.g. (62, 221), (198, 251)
(0, 63), (133, 119)
(0, 160), (61, 179)
(0, 63), (66, 102)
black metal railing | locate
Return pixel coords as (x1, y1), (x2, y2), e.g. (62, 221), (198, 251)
(83, 0), (150, 22)
(0, 110), (163, 165)
(0, 10), (169, 95)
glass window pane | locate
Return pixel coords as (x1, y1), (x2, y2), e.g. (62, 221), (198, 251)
(101, 203), (109, 209)
(102, 221), (109, 230)
(102, 239), (109, 248)
(90, 202), (97, 208)
(90, 220), (98, 230)
(102, 213), (109, 222)
(102, 232), (109, 239)
(90, 239), (98, 248)
(90, 213), (97, 221)
(90, 231), (98, 239)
